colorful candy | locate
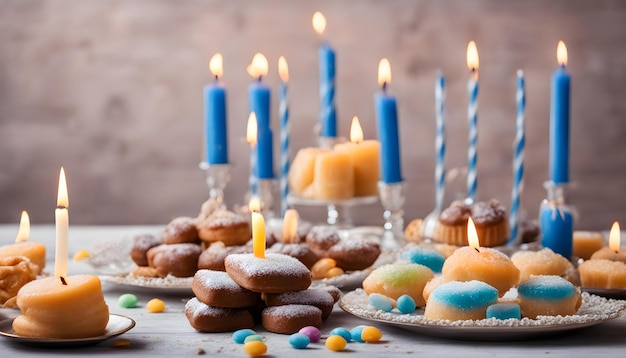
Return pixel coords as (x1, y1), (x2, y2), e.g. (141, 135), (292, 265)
(329, 327), (352, 343)
(244, 341), (267, 357)
(232, 329), (257, 344)
(288, 333), (310, 349)
(325, 335), (347, 351)
(146, 298), (165, 313)
(368, 293), (394, 312)
(396, 294), (416, 314)
(298, 326), (321, 343)
(72, 249), (91, 261)
(350, 325), (366, 343)
(244, 335), (264, 344)
(117, 293), (138, 308)
(361, 326), (383, 342)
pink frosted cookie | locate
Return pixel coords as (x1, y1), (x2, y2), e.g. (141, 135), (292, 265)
(192, 270), (260, 308)
(264, 289), (335, 319)
(261, 304), (322, 334)
(225, 253), (312, 293)
(185, 297), (255, 333)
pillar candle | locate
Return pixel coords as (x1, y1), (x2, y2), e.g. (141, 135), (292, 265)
(375, 58), (402, 184)
(204, 53), (228, 165)
(540, 204), (573, 258)
(247, 53), (274, 179)
(55, 167), (69, 279)
(550, 41), (571, 184)
(0, 211), (46, 274)
(313, 11), (337, 138)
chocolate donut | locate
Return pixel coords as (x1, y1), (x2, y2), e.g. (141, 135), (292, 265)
(225, 253), (311, 293)
(147, 243), (202, 278)
(192, 270), (260, 308)
(263, 289), (334, 319)
(327, 238), (381, 271)
(162, 217), (200, 245)
(261, 304), (322, 334)
(130, 234), (161, 267)
(185, 297), (255, 333)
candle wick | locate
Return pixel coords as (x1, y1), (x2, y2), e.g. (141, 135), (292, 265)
(382, 81), (388, 92)
(474, 247), (480, 253)
(214, 74), (219, 81)
(257, 75), (262, 82)
(60, 277), (67, 285)
(57, 205), (67, 210)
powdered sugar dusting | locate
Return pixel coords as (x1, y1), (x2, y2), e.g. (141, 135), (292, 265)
(341, 289), (626, 328)
(194, 270), (243, 291)
(201, 210), (247, 229)
(162, 217), (196, 239)
(185, 297), (240, 317)
(269, 289), (334, 306)
(263, 304), (322, 319)
(225, 253), (310, 278)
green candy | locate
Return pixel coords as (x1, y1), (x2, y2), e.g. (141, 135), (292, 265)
(118, 293), (138, 308)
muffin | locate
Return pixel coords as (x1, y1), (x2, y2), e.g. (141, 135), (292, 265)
(433, 200), (508, 247)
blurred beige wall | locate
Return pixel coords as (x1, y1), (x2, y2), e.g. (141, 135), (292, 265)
(1, 0), (625, 230)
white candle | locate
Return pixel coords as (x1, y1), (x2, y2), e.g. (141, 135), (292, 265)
(55, 167), (69, 279)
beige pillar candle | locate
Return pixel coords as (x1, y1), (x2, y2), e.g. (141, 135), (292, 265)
(312, 151), (354, 200)
(288, 147), (330, 198)
(590, 221), (626, 263)
(0, 211), (46, 274)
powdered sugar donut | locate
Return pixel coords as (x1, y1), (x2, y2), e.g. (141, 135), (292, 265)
(197, 210), (250, 246)
(162, 216), (200, 245)
(197, 242), (249, 271)
(261, 304), (322, 334)
(263, 289), (334, 319)
(185, 297), (255, 333)
(327, 238), (381, 271)
(147, 243), (202, 278)
(192, 270), (260, 308)
(224, 253), (311, 293)
(130, 234), (161, 267)
(267, 243), (319, 269)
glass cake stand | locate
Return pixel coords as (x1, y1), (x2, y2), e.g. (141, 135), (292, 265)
(286, 194), (379, 227)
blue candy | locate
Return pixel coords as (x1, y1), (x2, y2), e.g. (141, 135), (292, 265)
(350, 325), (367, 343)
(396, 294), (416, 314)
(232, 329), (256, 344)
(368, 293), (394, 312)
(329, 327), (352, 343)
(518, 275), (576, 301)
(399, 247), (446, 273)
(486, 303), (521, 320)
(430, 281), (499, 310)
(288, 333), (310, 349)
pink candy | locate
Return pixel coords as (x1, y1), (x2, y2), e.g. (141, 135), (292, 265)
(298, 326), (321, 343)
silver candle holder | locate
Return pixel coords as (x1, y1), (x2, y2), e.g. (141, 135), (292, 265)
(378, 181), (407, 251)
(199, 162), (232, 205)
(256, 178), (277, 219)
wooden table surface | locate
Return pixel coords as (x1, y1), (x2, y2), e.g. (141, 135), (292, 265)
(1, 225), (625, 357)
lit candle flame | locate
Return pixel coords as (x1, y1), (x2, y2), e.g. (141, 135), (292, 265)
(312, 11), (327, 36)
(15, 210), (30, 243)
(248, 196), (261, 213)
(278, 56), (289, 82)
(466, 40), (479, 72)
(57, 167), (69, 208)
(467, 216), (480, 249)
(282, 209), (298, 244)
(209, 53), (223, 78)
(247, 53), (268, 79)
(557, 40), (568, 67)
(350, 116), (364, 144)
(609, 221), (621, 252)
(378, 58), (391, 87)
(246, 112), (258, 147)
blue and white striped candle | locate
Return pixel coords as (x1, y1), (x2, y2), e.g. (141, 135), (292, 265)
(246, 112), (258, 194)
(466, 41), (479, 202)
(313, 11), (337, 138)
(509, 70), (526, 244)
(278, 56), (290, 217)
(435, 70), (446, 212)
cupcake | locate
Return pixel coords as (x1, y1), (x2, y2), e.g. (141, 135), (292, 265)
(433, 200), (508, 247)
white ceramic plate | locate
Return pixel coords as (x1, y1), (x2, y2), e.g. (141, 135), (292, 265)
(581, 287), (626, 299)
(100, 274), (194, 294)
(0, 314), (135, 348)
(340, 289), (626, 341)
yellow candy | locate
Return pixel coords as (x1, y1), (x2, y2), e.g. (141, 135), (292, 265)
(311, 258), (337, 280)
(325, 335), (347, 351)
(73, 249), (91, 261)
(326, 267), (344, 278)
(111, 339), (131, 348)
(244, 341), (267, 356)
(361, 326), (383, 342)
(146, 298), (165, 313)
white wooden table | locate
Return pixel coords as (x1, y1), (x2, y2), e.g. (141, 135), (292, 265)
(0, 225), (625, 357)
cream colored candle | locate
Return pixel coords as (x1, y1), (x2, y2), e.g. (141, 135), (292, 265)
(55, 167), (69, 278)
(288, 147), (329, 197)
(282, 209), (298, 244)
(0, 211), (46, 274)
(252, 212), (266, 258)
(590, 221), (626, 263)
(312, 151), (354, 200)
(334, 116), (380, 197)
(12, 275), (109, 338)
(573, 231), (605, 260)
(441, 217), (520, 296)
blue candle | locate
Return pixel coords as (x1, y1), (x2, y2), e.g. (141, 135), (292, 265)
(550, 41), (571, 184)
(313, 12), (337, 138)
(540, 203), (573, 258)
(204, 54), (228, 165)
(247, 53), (274, 179)
(375, 58), (402, 184)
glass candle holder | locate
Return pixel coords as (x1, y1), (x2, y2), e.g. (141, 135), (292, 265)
(378, 181), (406, 251)
(539, 181), (575, 258)
(257, 178), (277, 219)
(199, 162), (231, 205)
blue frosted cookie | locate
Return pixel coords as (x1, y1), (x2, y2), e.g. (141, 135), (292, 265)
(424, 280), (499, 321)
(399, 247), (446, 273)
(486, 303), (521, 320)
(517, 275), (581, 319)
